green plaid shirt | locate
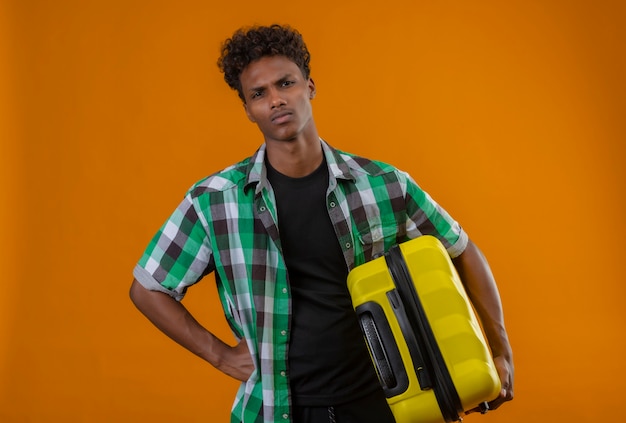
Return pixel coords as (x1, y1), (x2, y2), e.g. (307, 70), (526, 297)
(133, 140), (467, 423)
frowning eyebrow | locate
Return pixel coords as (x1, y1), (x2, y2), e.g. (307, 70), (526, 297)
(247, 73), (298, 94)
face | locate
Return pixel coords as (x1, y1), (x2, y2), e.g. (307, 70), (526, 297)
(239, 55), (316, 144)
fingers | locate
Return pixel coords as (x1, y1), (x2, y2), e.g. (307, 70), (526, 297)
(465, 386), (513, 415)
(488, 391), (513, 410)
(488, 358), (515, 411)
(465, 355), (514, 414)
(231, 339), (255, 381)
(488, 386), (514, 410)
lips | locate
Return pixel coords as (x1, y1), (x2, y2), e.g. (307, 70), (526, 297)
(271, 111), (292, 124)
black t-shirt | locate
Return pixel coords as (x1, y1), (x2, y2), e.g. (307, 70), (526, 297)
(266, 157), (382, 406)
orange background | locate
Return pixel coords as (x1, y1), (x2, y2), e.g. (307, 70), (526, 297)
(1, 0), (625, 422)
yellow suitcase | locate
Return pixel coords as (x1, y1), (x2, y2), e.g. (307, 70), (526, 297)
(347, 235), (501, 423)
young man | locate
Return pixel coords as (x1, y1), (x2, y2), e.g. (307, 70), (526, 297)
(130, 24), (514, 423)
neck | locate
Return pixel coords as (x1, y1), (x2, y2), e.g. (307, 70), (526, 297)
(265, 133), (323, 178)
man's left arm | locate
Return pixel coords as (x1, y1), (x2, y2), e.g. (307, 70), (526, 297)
(452, 238), (514, 410)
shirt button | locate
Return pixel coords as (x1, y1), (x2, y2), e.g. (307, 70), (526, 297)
(282, 288), (287, 294)
(280, 330), (287, 336)
(259, 206), (266, 212)
(329, 201), (336, 207)
(345, 242), (351, 248)
(280, 371), (286, 377)
(282, 413), (289, 419)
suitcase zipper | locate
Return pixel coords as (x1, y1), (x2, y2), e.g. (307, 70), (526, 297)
(386, 289), (434, 391)
(385, 244), (464, 422)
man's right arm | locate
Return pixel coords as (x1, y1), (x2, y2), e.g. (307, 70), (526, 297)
(129, 279), (254, 381)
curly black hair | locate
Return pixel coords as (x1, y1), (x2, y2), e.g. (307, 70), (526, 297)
(217, 24), (311, 101)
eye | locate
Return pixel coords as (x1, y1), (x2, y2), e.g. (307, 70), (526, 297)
(281, 80), (294, 87)
(250, 90), (263, 100)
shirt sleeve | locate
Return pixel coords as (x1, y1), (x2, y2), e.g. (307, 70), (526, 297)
(133, 193), (214, 301)
(402, 171), (468, 258)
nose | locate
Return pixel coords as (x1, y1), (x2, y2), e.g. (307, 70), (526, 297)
(269, 88), (286, 108)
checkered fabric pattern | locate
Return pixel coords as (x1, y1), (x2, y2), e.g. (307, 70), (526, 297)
(133, 139), (468, 423)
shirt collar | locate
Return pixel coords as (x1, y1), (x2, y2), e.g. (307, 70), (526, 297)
(244, 138), (356, 195)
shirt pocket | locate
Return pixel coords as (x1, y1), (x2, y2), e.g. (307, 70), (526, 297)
(356, 219), (400, 262)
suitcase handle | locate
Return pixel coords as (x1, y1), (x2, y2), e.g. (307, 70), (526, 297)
(356, 302), (410, 397)
(360, 312), (398, 389)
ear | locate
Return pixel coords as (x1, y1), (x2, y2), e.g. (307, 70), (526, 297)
(308, 78), (316, 100)
(243, 102), (256, 123)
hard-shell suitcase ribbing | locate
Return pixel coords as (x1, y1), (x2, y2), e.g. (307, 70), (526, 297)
(347, 235), (501, 423)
